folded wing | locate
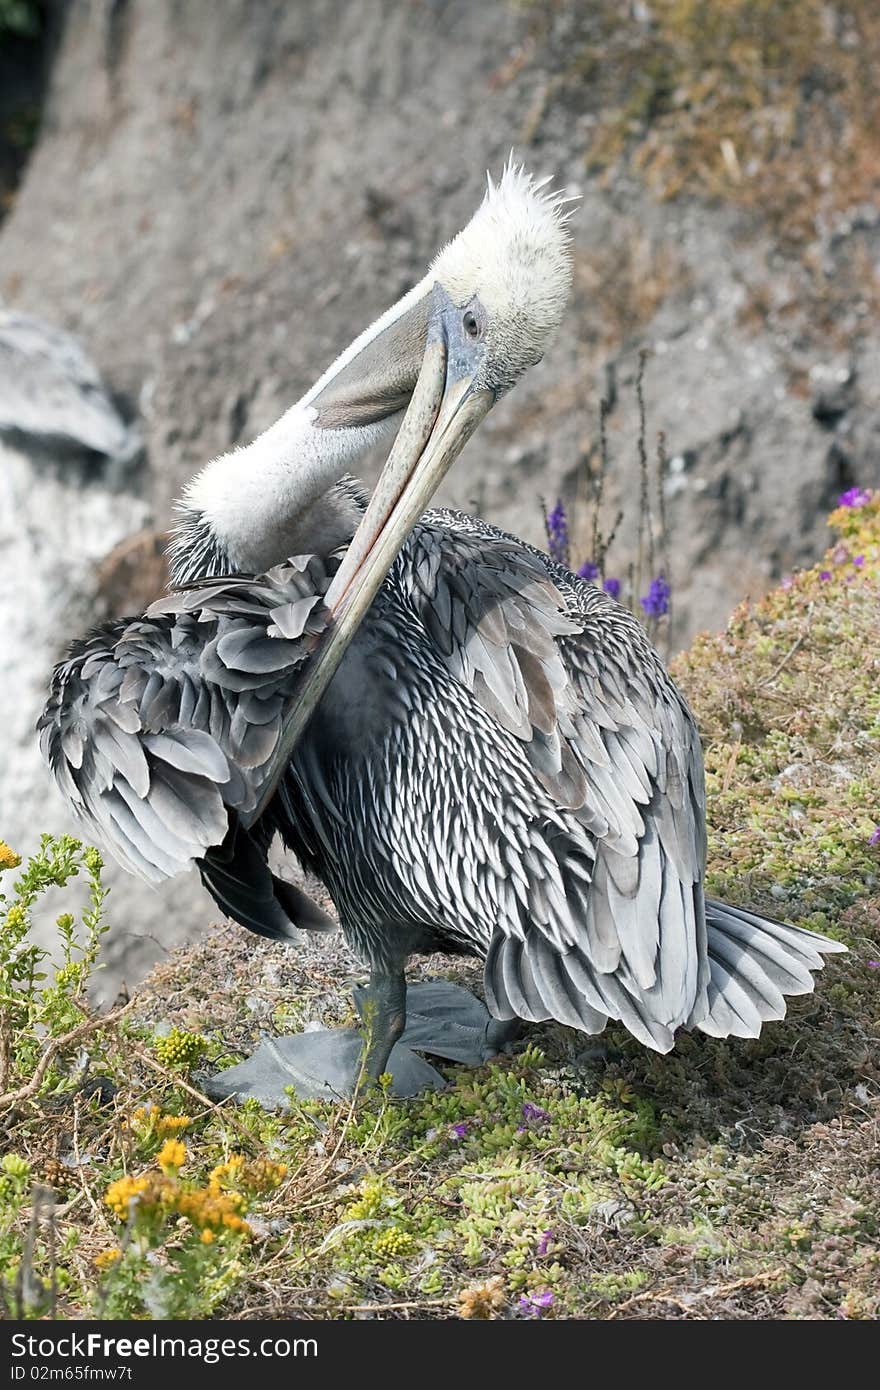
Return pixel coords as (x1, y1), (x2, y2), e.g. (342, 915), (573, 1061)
(404, 515), (710, 1050)
(39, 554), (334, 937)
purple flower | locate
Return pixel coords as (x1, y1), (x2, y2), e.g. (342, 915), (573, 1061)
(450, 1122), (469, 1141)
(537, 1229), (554, 1256)
(640, 574), (670, 619)
(838, 487), (871, 509)
(820, 570), (832, 581)
(521, 1102), (550, 1125)
(545, 500), (569, 567)
(853, 555), (865, 568)
(577, 558), (599, 581)
(869, 826), (880, 846)
(603, 577), (621, 600)
(780, 575), (794, 591)
(867, 961), (880, 970)
(518, 1289), (555, 1318)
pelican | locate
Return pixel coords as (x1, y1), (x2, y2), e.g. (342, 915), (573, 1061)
(41, 165), (843, 1101)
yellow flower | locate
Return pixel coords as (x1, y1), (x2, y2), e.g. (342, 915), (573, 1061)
(243, 1157), (287, 1193)
(222, 1210), (249, 1233)
(157, 1113), (191, 1137)
(176, 1186), (250, 1237)
(129, 1105), (159, 1133)
(210, 1156), (288, 1195)
(153, 1028), (207, 1069)
(129, 1106), (191, 1141)
(0, 841), (21, 871)
(373, 1228), (415, 1259)
(157, 1139), (186, 1174)
(112, 1171), (178, 1219)
(208, 1156), (245, 1193)
(94, 1248), (122, 1271)
(200, 1229), (215, 1245)
(105, 1174), (149, 1220)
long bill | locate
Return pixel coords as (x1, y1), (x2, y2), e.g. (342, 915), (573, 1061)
(242, 288), (495, 827)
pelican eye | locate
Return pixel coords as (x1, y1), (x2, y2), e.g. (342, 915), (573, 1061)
(463, 309), (481, 340)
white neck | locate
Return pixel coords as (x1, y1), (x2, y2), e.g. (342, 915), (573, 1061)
(171, 272), (433, 581)
(176, 407), (396, 578)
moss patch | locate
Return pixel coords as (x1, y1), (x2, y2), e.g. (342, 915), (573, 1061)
(675, 493), (880, 925)
(524, 1), (880, 244)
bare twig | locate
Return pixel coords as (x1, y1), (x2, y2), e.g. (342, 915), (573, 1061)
(656, 428), (673, 653)
(317, 1296), (452, 1313)
(757, 634), (806, 688)
(129, 1043), (262, 1153)
(601, 509), (625, 573)
(721, 739), (742, 794)
(72, 1091), (107, 1229)
(635, 349), (654, 595)
(233, 1296), (452, 1319)
(47, 1196), (57, 1318)
(15, 1186), (58, 1317)
(608, 1266), (786, 1318)
(591, 397), (611, 573)
(0, 1012), (11, 1094)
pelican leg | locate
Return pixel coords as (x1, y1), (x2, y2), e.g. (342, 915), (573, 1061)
(355, 966), (408, 1083)
(202, 1025), (446, 1107)
(377, 979), (523, 1066)
(202, 964), (446, 1107)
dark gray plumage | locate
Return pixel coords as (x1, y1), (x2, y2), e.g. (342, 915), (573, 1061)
(40, 507), (843, 1061)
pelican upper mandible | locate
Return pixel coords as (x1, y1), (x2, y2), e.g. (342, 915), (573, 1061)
(40, 164), (843, 1102)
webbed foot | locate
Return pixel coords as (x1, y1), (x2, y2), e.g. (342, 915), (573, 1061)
(202, 1027), (446, 1106)
(202, 979), (519, 1108)
(379, 980), (522, 1065)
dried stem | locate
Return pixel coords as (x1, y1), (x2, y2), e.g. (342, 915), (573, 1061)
(129, 1043), (264, 1154)
(656, 427), (673, 653)
(634, 348), (653, 602)
(608, 1266), (786, 1319)
(0, 1012), (10, 1095)
(591, 397), (610, 573)
(599, 509), (625, 574)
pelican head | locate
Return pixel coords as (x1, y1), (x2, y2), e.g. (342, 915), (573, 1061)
(429, 163), (574, 398)
(248, 163), (574, 816)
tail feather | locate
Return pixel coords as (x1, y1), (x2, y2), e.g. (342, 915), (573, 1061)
(696, 899), (845, 1039)
(485, 898), (844, 1051)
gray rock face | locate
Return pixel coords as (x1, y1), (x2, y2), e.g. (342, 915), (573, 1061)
(0, 311), (139, 463)
(0, 312), (210, 1002)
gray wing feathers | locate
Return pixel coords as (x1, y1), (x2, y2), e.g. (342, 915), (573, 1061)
(408, 519), (709, 1048)
(411, 516), (839, 1052)
(485, 935), (551, 1022)
(39, 555), (331, 883)
(141, 730), (230, 781)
